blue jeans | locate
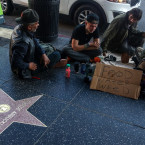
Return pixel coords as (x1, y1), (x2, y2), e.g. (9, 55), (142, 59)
(17, 51), (61, 79)
(61, 44), (102, 62)
(34, 51), (61, 74)
(47, 51), (61, 68)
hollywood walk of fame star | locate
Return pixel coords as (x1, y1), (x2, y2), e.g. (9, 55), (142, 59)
(0, 89), (47, 134)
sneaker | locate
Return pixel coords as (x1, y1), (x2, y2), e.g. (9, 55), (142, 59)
(90, 57), (101, 63)
(67, 57), (72, 62)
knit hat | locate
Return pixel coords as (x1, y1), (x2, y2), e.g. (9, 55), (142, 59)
(15, 9), (39, 24)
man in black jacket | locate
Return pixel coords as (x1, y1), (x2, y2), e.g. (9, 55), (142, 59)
(9, 9), (62, 79)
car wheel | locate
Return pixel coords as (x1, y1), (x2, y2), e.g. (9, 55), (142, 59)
(73, 5), (104, 28)
(1, 0), (14, 15)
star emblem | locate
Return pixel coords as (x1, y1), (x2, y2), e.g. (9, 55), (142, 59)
(0, 89), (47, 134)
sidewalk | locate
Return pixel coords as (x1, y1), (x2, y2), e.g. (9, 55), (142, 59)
(0, 24), (145, 145)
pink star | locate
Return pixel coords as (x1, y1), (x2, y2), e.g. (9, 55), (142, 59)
(0, 89), (47, 134)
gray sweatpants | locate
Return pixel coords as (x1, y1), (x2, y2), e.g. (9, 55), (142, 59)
(61, 44), (102, 62)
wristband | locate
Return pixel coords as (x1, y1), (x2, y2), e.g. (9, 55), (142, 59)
(84, 43), (90, 49)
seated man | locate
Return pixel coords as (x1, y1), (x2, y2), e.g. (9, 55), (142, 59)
(61, 13), (102, 62)
(101, 8), (145, 61)
(9, 9), (63, 79)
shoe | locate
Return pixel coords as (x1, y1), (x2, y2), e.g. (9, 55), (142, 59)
(90, 57), (101, 63)
(54, 59), (68, 68)
(104, 55), (116, 61)
(67, 57), (72, 62)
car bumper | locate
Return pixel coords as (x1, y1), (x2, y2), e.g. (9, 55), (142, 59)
(103, 1), (141, 23)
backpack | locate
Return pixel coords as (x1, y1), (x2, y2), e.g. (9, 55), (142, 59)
(39, 42), (56, 56)
(137, 59), (145, 72)
(132, 47), (145, 71)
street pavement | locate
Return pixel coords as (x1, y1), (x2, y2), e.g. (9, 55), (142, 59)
(0, 2), (145, 145)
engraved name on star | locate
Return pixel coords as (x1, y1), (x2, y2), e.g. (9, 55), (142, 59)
(0, 89), (47, 134)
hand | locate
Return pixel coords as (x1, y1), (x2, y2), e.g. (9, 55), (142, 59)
(93, 41), (100, 48)
(42, 54), (50, 67)
(103, 52), (106, 56)
(29, 62), (37, 71)
(89, 42), (100, 49)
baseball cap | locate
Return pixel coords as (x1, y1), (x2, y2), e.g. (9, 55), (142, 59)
(15, 9), (39, 24)
(86, 13), (99, 24)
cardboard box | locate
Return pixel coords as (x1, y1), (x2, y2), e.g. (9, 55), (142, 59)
(90, 76), (141, 99)
(90, 63), (142, 99)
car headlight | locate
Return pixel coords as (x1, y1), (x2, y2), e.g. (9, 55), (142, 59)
(107, 0), (131, 4)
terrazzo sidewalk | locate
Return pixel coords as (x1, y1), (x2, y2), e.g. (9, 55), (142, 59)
(0, 25), (145, 145)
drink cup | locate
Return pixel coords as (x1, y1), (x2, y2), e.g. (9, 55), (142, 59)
(121, 53), (130, 63)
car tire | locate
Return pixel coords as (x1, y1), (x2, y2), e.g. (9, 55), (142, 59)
(1, 0), (14, 15)
(73, 4), (104, 28)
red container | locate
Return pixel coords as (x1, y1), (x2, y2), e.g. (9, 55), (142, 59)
(66, 64), (71, 78)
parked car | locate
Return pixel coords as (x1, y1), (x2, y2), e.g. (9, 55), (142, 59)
(0, 0), (141, 27)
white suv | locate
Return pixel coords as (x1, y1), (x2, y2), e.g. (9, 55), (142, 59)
(1, 0), (141, 27)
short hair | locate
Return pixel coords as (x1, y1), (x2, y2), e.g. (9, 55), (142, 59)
(128, 8), (142, 20)
(86, 13), (99, 24)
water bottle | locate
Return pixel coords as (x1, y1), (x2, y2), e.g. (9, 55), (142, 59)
(81, 63), (86, 74)
(66, 64), (71, 78)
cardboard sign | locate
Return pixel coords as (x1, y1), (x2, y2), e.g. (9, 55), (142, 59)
(90, 76), (141, 99)
(93, 63), (142, 85)
(90, 63), (143, 99)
